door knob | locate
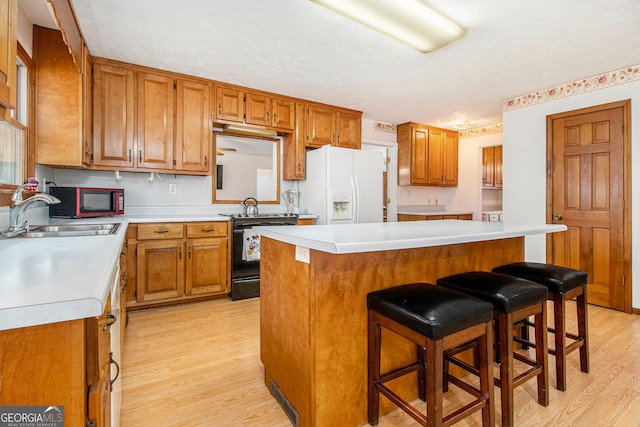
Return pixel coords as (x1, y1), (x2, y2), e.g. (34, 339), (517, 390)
(554, 214), (563, 220)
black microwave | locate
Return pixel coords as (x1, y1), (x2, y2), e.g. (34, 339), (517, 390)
(49, 187), (125, 218)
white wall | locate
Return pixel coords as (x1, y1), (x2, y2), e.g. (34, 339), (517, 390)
(503, 79), (640, 309)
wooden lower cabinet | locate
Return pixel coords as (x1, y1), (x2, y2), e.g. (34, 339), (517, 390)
(0, 302), (115, 427)
(297, 218), (316, 226)
(397, 213), (472, 221)
(137, 239), (185, 301)
(129, 221), (230, 308)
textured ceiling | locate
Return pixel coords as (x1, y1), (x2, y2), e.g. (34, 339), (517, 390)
(21, 0), (640, 130)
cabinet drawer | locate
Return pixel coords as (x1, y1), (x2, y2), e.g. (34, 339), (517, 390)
(137, 223), (184, 240)
(186, 222), (228, 238)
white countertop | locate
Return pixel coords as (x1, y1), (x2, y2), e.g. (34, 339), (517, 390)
(0, 212), (321, 331)
(1, 216), (563, 331)
(257, 220), (567, 254)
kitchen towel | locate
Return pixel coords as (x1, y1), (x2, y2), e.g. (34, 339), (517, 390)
(243, 228), (261, 261)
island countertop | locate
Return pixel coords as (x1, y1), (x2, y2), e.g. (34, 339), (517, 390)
(257, 219), (566, 254)
(259, 220), (567, 426)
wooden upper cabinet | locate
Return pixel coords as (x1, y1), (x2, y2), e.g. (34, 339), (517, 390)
(482, 146), (495, 188)
(93, 60), (211, 175)
(283, 102), (306, 180)
(215, 85), (244, 123)
(93, 62), (135, 167)
(397, 122), (428, 185)
(81, 43), (93, 165)
(336, 110), (361, 149)
(224, 88), (296, 132)
(136, 72), (175, 170)
(34, 26), (87, 167)
(428, 128), (458, 186)
(306, 103), (362, 148)
(397, 122), (458, 187)
(307, 104), (336, 147)
(245, 91), (271, 127)
(482, 145), (502, 189)
(494, 145), (503, 188)
(271, 96), (295, 131)
(176, 79), (211, 172)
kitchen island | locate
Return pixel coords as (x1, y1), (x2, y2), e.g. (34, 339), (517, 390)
(257, 220), (566, 427)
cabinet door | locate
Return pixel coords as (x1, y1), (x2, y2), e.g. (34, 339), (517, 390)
(186, 237), (229, 295)
(34, 26), (85, 167)
(336, 110), (361, 149)
(82, 43), (93, 165)
(137, 72), (175, 170)
(0, 321), (87, 426)
(482, 146), (495, 188)
(427, 128), (444, 185)
(397, 214), (427, 221)
(86, 305), (112, 427)
(441, 129), (458, 186)
(93, 63), (135, 167)
(307, 104), (335, 147)
(411, 126), (429, 185)
(87, 378), (110, 427)
(272, 97), (295, 131)
(215, 85), (244, 122)
(427, 128), (458, 186)
(494, 145), (503, 189)
(245, 91), (271, 127)
(176, 79), (211, 172)
(137, 240), (185, 302)
(283, 102), (306, 180)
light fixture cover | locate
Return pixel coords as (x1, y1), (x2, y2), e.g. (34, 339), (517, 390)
(310, 0), (466, 53)
(223, 124), (278, 138)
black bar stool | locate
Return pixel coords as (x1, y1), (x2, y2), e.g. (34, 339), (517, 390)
(437, 272), (549, 427)
(492, 262), (589, 391)
(367, 283), (495, 427)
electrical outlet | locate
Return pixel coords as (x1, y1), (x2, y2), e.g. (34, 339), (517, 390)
(295, 246), (310, 264)
(169, 183), (177, 194)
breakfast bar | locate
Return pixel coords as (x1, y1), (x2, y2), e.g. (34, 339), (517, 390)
(257, 220), (566, 427)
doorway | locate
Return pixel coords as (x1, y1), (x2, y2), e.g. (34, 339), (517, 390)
(546, 100), (631, 312)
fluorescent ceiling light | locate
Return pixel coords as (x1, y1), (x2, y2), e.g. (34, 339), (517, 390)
(310, 0), (466, 53)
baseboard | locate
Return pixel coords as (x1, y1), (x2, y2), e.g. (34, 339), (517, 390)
(633, 307), (640, 315)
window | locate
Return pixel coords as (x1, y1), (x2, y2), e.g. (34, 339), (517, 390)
(0, 43), (31, 205)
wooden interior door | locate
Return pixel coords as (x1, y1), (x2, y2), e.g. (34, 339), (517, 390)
(547, 100), (630, 311)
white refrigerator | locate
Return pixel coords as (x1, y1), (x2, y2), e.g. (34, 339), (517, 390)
(298, 145), (383, 224)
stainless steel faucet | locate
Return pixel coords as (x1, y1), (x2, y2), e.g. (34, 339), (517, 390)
(1, 183), (61, 237)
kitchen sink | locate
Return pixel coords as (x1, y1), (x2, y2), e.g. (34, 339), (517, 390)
(18, 223), (121, 238)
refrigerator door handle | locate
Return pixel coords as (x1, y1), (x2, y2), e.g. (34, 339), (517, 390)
(351, 175), (359, 223)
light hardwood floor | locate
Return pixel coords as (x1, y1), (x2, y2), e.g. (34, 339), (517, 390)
(121, 298), (640, 427)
